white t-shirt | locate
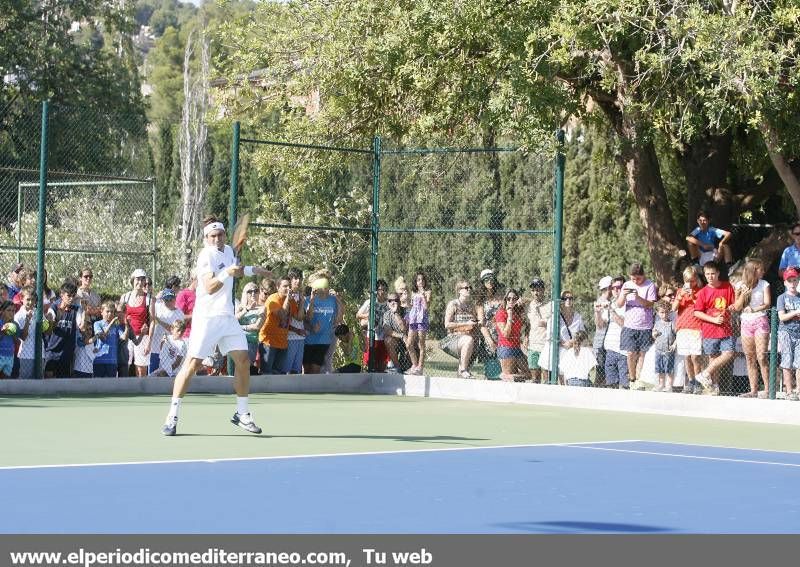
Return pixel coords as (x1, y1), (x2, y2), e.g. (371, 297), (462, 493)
(73, 343), (96, 374)
(195, 244), (236, 318)
(603, 305), (628, 354)
(14, 307), (55, 360)
(559, 347), (597, 380)
(736, 279), (769, 321)
(159, 336), (187, 377)
(151, 303), (185, 354)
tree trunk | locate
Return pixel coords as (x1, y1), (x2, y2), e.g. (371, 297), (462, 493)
(761, 119), (800, 219)
(594, 97), (684, 282)
(677, 133), (733, 229)
(618, 137), (684, 282)
(482, 127), (504, 267)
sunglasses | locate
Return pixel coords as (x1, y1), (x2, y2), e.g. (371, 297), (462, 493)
(460, 286), (472, 291)
(506, 296), (519, 301)
(562, 296), (574, 301)
(665, 293), (675, 298)
(246, 289), (257, 294)
(387, 299), (399, 303)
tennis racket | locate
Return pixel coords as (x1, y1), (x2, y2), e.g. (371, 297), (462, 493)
(230, 213), (250, 265)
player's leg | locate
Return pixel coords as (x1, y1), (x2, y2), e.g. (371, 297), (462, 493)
(222, 328), (263, 434)
(161, 356), (205, 436)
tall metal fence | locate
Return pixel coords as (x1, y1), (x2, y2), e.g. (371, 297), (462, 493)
(229, 125), (565, 377)
(1, 100), (156, 377)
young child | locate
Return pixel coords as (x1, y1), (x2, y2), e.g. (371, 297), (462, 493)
(44, 281), (83, 378)
(132, 321), (151, 377)
(14, 286), (55, 379)
(558, 330), (596, 387)
(777, 267), (800, 401)
(93, 301), (128, 378)
(405, 271), (431, 375)
(149, 288), (185, 375)
(73, 318), (97, 378)
(335, 323), (362, 373)
(652, 300), (676, 392)
(115, 303), (132, 377)
(0, 300), (18, 378)
(153, 320), (187, 377)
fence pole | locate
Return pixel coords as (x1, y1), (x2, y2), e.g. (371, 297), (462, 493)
(16, 182), (22, 264)
(33, 101), (49, 380)
(228, 122), (240, 231)
(151, 180), (157, 284)
(228, 121), (241, 305)
(549, 130), (565, 384)
(368, 136), (381, 372)
(769, 307), (778, 399)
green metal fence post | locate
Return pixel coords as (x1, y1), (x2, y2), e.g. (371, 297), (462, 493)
(368, 136), (381, 372)
(151, 180), (157, 284)
(769, 307), (778, 399)
(16, 182), (22, 264)
(229, 122), (241, 232)
(33, 101), (49, 380)
(228, 122), (241, 305)
(550, 130), (566, 384)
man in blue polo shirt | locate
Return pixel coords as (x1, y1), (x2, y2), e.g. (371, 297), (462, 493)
(686, 210), (732, 267)
(779, 222), (800, 278)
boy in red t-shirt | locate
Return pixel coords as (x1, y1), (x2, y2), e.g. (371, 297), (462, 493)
(693, 261), (736, 395)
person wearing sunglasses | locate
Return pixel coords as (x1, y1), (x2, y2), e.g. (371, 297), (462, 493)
(495, 289), (529, 381)
(778, 221), (800, 279)
(603, 276), (630, 388)
(475, 269), (503, 379)
(76, 265), (101, 321)
(526, 277), (551, 384)
(441, 280), (480, 379)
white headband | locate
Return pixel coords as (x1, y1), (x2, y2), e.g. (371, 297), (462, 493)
(203, 222), (225, 237)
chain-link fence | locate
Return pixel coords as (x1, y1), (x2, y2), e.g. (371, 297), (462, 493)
(231, 128), (564, 377)
(1, 101), (157, 296)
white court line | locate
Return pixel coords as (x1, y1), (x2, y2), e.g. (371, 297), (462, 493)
(639, 439), (800, 456)
(565, 444), (800, 468)
(0, 439), (640, 472)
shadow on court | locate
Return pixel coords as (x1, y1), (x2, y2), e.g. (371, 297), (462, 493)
(495, 520), (672, 534)
(176, 434), (488, 444)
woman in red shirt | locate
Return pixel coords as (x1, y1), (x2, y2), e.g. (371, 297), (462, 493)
(495, 288), (530, 382)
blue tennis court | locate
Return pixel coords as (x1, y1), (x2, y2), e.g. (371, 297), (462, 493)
(3, 440), (799, 533)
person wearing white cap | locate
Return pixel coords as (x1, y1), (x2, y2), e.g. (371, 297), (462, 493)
(161, 216), (272, 436)
(592, 276), (613, 386)
(476, 268), (503, 379)
(120, 268), (156, 376)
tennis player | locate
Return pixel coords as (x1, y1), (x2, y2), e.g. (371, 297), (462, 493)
(161, 217), (271, 436)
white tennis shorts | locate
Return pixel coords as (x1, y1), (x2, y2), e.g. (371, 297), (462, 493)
(187, 314), (247, 359)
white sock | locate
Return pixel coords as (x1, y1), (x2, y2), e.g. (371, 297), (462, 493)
(167, 397), (181, 422)
(236, 396), (249, 416)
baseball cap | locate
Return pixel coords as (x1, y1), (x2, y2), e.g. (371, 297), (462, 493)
(480, 269), (495, 281)
(130, 268), (147, 280)
(598, 276), (613, 290)
(161, 288), (176, 300)
(784, 267), (800, 281)
(529, 277), (545, 289)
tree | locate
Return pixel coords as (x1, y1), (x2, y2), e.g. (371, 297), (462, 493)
(216, 0), (800, 282)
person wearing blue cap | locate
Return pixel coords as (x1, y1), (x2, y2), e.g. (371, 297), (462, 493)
(149, 288), (185, 375)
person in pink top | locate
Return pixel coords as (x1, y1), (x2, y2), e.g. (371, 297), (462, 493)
(616, 262), (657, 383)
(176, 271), (197, 338)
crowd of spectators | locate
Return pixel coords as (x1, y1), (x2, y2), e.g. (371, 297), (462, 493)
(2, 211), (800, 400)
